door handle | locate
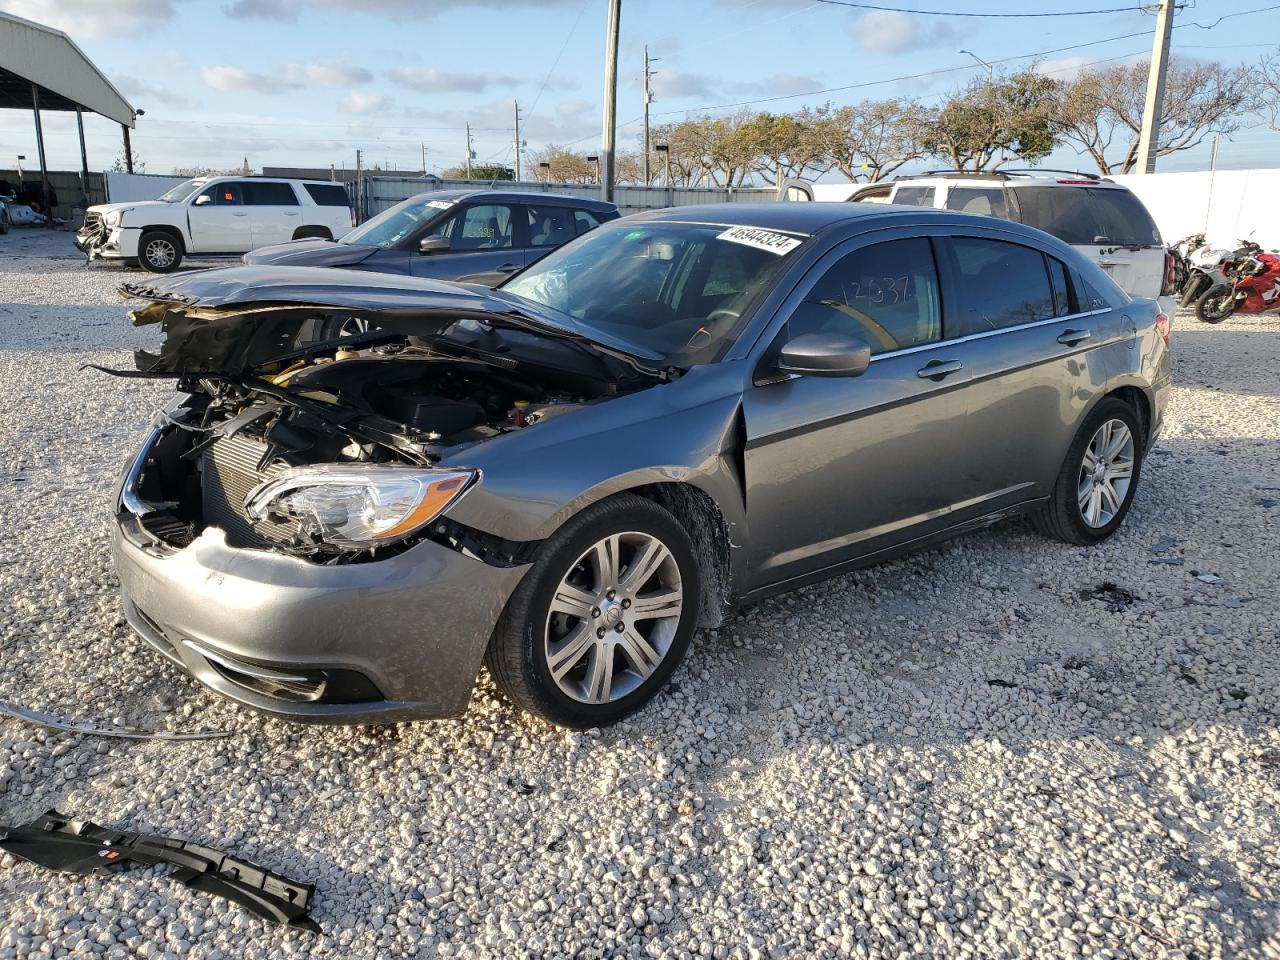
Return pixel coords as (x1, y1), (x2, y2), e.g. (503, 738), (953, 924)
(283, 211), (299, 216)
(232, 212), (248, 217)
(496, 263), (518, 273)
(917, 359), (963, 380)
(1057, 328), (1092, 346)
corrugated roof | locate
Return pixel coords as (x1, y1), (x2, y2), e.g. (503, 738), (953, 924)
(0, 10), (135, 126)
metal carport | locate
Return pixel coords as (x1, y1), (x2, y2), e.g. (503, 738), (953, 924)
(0, 10), (137, 220)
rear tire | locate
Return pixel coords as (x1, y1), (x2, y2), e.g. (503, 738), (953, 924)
(1031, 397), (1145, 546)
(1178, 276), (1205, 307)
(138, 230), (182, 273)
(1195, 284), (1235, 324)
(485, 493), (701, 728)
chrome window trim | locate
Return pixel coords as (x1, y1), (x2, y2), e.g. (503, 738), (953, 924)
(867, 307), (1110, 364)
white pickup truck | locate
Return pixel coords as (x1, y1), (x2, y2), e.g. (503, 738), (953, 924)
(75, 176), (353, 273)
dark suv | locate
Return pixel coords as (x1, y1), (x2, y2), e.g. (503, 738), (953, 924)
(244, 189), (619, 285)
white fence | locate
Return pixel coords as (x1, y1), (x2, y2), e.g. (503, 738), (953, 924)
(104, 171), (188, 202)
(363, 177), (776, 217)
(1111, 168), (1280, 249)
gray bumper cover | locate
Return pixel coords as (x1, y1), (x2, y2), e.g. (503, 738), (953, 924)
(112, 522), (528, 723)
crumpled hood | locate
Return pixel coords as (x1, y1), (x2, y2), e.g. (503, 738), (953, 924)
(87, 200), (167, 218)
(242, 239), (375, 268)
(120, 265), (571, 377)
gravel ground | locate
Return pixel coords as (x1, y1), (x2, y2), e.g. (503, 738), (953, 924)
(1, 228), (1277, 960)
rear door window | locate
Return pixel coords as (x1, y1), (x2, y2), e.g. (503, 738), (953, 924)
(948, 237), (1057, 336)
(573, 209), (601, 236)
(892, 186), (935, 207)
(788, 237), (942, 355)
(526, 205), (577, 247)
(1010, 186), (1160, 246)
(243, 181), (299, 206)
(945, 187), (1008, 219)
(303, 183), (350, 206)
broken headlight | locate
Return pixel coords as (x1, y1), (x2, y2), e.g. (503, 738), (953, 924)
(245, 465), (477, 549)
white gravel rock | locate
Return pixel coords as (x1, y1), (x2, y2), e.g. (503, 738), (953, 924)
(0, 229), (1278, 958)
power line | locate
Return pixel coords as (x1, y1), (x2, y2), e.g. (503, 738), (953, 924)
(811, 0), (1166, 16)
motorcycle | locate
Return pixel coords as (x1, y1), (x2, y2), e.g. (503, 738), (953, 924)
(1167, 233), (1204, 301)
(1195, 250), (1280, 324)
(1179, 238), (1261, 307)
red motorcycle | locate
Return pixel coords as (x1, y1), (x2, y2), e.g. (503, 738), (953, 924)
(1195, 251), (1280, 324)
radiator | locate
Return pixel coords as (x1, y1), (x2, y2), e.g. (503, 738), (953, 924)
(201, 433), (296, 548)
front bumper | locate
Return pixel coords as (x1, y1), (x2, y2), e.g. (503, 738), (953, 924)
(112, 513), (528, 724)
(75, 225), (139, 260)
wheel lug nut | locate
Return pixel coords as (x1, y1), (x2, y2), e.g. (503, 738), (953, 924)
(614, 622), (625, 633)
(621, 598), (631, 609)
(606, 589), (616, 600)
(591, 608), (600, 618)
(596, 628), (606, 639)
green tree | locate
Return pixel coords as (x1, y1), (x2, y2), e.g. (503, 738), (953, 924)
(918, 68), (1060, 171)
(817, 98), (924, 182)
(441, 164), (514, 180)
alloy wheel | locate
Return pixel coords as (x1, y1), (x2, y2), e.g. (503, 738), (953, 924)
(543, 531), (683, 704)
(145, 238), (176, 269)
(336, 316), (371, 337)
(1077, 418), (1135, 528)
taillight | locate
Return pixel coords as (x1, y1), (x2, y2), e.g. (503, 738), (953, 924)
(1057, 179), (1094, 185)
(1162, 251), (1177, 296)
(351, 207), (357, 227)
(1155, 310), (1170, 345)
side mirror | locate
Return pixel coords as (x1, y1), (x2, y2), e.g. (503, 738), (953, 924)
(777, 332), (871, 378)
(194, 194), (211, 206)
(419, 235), (450, 255)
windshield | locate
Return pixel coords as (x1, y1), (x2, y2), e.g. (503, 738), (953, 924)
(158, 179), (205, 203)
(340, 195), (456, 249)
(500, 221), (804, 364)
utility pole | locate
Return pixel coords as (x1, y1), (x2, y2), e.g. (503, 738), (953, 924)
(514, 100), (523, 181)
(465, 123), (473, 178)
(421, 142), (427, 176)
(600, 0), (622, 202)
(355, 148), (363, 223)
(643, 45), (656, 185)
(1136, 0), (1175, 174)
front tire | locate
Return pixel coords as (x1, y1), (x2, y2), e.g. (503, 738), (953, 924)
(485, 493), (701, 728)
(1195, 284), (1235, 324)
(138, 230), (182, 273)
(1032, 397), (1145, 546)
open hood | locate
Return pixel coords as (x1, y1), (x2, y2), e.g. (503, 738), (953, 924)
(121, 265), (663, 378)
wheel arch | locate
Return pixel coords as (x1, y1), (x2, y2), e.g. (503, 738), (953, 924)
(138, 224), (186, 254)
(292, 225), (333, 241)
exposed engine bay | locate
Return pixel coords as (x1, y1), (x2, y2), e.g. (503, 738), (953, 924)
(115, 271), (667, 562)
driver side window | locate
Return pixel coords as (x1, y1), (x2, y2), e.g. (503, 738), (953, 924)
(428, 203), (514, 250)
(788, 238), (942, 355)
(197, 182), (242, 206)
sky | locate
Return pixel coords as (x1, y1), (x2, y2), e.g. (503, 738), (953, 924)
(0, 0), (1275, 182)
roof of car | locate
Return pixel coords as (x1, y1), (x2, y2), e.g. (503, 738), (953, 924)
(407, 188), (618, 211)
(625, 202), (925, 232)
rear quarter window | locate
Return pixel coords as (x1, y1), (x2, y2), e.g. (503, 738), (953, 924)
(304, 184), (351, 206)
(891, 186), (935, 207)
(1011, 186), (1161, 247)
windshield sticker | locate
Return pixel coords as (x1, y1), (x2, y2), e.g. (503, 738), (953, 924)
(716, 226), (803, 255)
(425, 200), (456, 210)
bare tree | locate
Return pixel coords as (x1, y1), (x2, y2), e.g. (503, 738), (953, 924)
(732, 108), (832, 185)
(1056, 59), (1253, 174)
(917, 68), (1060, 172)
(1259, 48), (1280, 130)
(817, 98), (924, 182)
(528, 145), (597, 184)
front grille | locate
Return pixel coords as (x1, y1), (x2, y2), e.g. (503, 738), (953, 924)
(201, 433), (296, 548)
(84, 211), (103, 231)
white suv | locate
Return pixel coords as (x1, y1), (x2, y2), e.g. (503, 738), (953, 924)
(75, 177), (353, 273)
(785, 171), (1173, 304)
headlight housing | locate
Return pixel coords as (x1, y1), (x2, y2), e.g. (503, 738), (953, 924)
(245, 465), (477, 550)
(104, 208), (131, 227)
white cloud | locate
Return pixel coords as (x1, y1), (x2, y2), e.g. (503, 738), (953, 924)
(223, 0), (573, 20)
(201, 62), (372, 93)
(556, 99), (593, 118)
(388, 67), (517, 93)
(850, 10), (962, 55)
(0, 0), (177, 38)
(339, 92), (392, 115)
(115, 74), (196, 108)
(650, 70), (717, 101)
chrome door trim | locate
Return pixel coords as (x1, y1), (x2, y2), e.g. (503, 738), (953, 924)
(865, 308), (1110, 364)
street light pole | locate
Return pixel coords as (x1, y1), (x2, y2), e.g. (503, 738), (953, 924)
(514, 100), (523, 181)
(959, 49), (993, 87)
(600, 0), (622, 202)
(643, 45), (656, 185)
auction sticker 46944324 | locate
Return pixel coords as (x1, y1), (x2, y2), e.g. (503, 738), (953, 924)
(716, 225), (804, 255)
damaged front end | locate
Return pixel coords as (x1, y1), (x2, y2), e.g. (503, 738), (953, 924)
(114, 268), (653, 564)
